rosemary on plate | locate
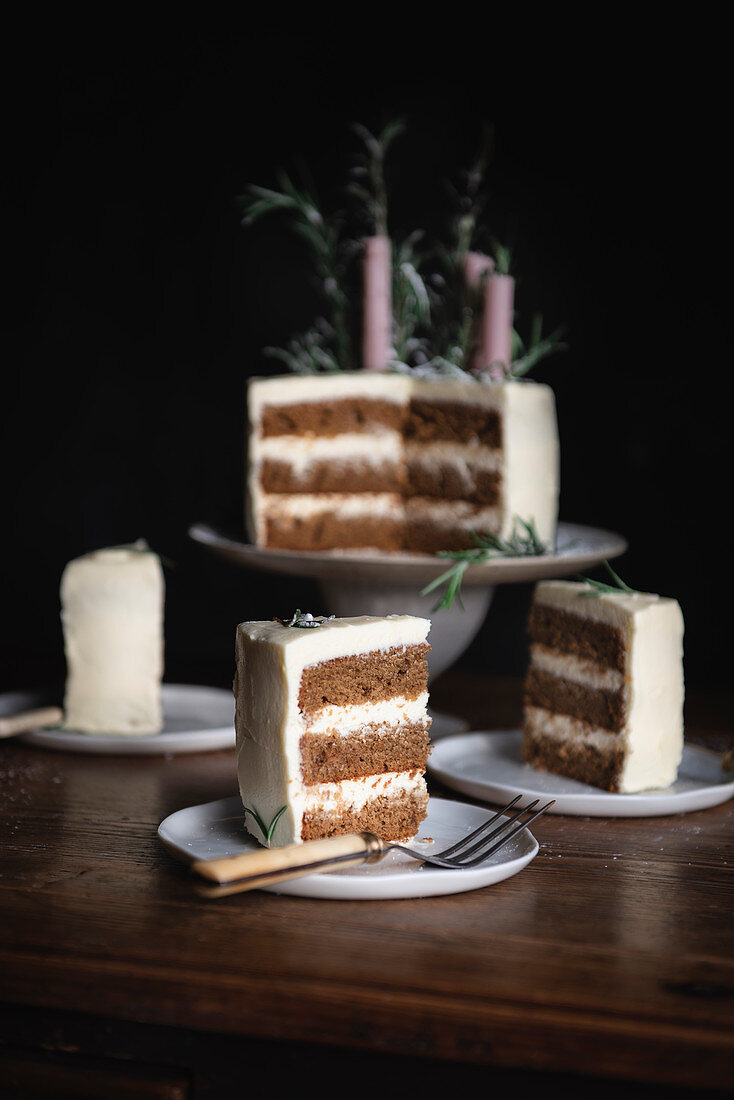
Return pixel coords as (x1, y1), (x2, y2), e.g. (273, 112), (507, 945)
(422, 518), (550, 612)
(242, 805), (287, 844)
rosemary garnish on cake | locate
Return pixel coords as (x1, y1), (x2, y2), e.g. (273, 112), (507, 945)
(239, 170), (356, 373)
(576, 561), (643, 597)
(238, 118), (567, 380)
(422, 519), (550, 611)
(242, 804), (287, 844)
(274, 610), (336, 628)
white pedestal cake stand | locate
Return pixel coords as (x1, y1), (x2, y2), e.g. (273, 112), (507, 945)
(188, 521), (628, 681)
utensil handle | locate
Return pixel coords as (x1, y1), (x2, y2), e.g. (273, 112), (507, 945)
(191, 832), (384, 897)
(0, 706), (64, 739)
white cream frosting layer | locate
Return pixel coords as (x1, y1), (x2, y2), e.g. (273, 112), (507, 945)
(529, 643), (625, 693)
(305, 693), (430, 736)
(257, 492), (501, 531)
(298, 770), (427, 817)
(525, 706), (622, 753)
(234, 615), (431, 846)
(255, 433), (503, 472)
(61, 543), (164, 735)
(529, 581), (685, 792)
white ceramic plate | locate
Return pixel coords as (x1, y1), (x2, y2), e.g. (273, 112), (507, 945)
(429, 730), (734, 817)
(4, 684), (235, 755)
(158, 795), (539, 899)
(189, 521), (628, 586)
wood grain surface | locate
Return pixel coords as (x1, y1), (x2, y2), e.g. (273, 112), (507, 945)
(1, 672), (732, 1096)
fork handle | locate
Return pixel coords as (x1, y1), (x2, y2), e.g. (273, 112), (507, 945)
(0, 706), (64, 739)
(191, 831), (385, 897)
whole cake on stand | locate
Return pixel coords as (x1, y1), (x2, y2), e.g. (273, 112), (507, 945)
(192, 121), (627, 680)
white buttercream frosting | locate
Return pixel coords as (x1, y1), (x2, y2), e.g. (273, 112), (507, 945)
(60, 543), (164, 735)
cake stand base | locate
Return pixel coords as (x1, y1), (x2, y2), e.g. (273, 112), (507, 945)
(318, 578), (494, 681)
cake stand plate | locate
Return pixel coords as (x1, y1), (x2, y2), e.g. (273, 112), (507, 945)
(158, 794), (540, 900)
(429, 731), (734, 817)
(189, 521), (628, 680)
(189, 521), (627, 586)
(4, 685), (235, 755)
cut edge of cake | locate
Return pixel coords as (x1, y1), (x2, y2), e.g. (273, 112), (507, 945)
(245, 372), (559, 555)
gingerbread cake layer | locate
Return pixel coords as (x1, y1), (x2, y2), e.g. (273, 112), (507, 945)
(300, 720), (430, 784)
(246, 373), (559, 553)
(235, 615), (432, 846)
(259, 396), (501, 446)
(521, 582), (684, 794)
(261, 397), (404, 438)
(299, 643), (430, 713)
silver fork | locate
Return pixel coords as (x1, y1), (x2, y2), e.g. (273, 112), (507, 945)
(191, 795), (554, 897)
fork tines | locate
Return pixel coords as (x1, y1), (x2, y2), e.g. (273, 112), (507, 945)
(439, 795), (555, 868)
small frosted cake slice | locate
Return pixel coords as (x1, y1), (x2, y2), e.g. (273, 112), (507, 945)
(522, 579), (684, 793)
(234, 613), (431, 847)
(61, 542), (164, 734)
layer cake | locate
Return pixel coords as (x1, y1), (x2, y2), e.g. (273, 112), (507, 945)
(234, 613), (431, 847)
(60, 542), (165, 735)
(246, 372), (559, 553)
(522, 580), (684, 793)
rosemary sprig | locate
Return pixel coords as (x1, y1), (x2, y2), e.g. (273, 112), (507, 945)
(576, 561), (642, 596)
(422, 519), (550, 611)
(239, 169), (354, 372)
(508, 314), (567, 379)
(347, 118), (407, 237)
(243, 804), (287, 844)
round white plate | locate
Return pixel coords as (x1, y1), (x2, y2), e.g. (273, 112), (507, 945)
(429, 730), (734, 817)
(4, 685), (235, 755)
(189, 521), (628, 587)
(158, 795), (539, 899)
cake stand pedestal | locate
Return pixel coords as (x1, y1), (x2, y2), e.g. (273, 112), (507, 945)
(188, 522), (628, 681)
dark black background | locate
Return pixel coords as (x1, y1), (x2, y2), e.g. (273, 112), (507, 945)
(3, 34), (729, 699)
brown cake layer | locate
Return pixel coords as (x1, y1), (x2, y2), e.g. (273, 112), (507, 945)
(524, 668), (626, 733)
(264, 513), (405, 552)
(522, 722), (624, 792)
(299, 644), (430, 714)
(260, 459), (403, 495)
(260, 399), (404, 438)
(260, 458), (501, 506)
(300, 721), (431, 785)
(301, 782), (428, 842)
(259, 397), (502, 448)
(527, 605), (626, 672)
(406, 399), (502, 446)
(405, 462), (500, 505)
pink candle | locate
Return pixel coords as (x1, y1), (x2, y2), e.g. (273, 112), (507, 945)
(463, 251), (495, 372)
(481, 272), (515, 370)
(463, 250), (495, 291)
(362, 235), (392, 372)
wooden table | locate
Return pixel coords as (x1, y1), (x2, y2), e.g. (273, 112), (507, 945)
(1, 672), (732, 1098)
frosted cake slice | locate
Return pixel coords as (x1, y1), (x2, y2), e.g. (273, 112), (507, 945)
(522, 579), (684, 793)
(61, 542), (164, 735)
(234, 613), (431, 847)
